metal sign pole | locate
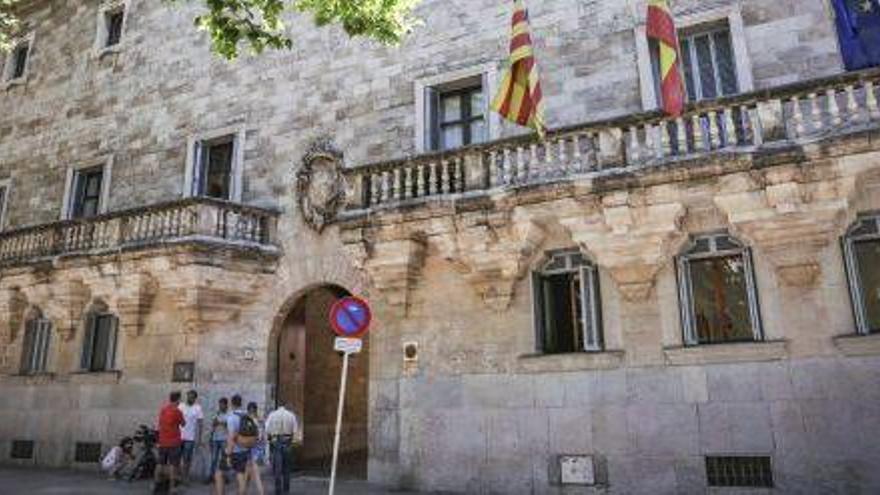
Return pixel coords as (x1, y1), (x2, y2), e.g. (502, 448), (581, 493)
(328, 350), (351, 495)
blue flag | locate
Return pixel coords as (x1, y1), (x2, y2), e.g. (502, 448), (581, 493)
(831, 0), (880, 70)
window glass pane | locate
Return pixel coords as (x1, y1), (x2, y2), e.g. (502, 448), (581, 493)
(441, 125), (463, 150)
(106, 11), (124, 47)
(541, 273), (580, 354)
(469, 119), (487, 145)
(855, 239), (880, 332)
(441, 95), (462, 123)
(470, 90), (484, 118)
(713, 31), (738, 95)
(689, 254), (754, 343)
(204, 141), (233, 199)
(12, 45), (28, 79)
(90, 315), (113, 371)
(694, 34), (718, 100)
(680, 38), (697, 102)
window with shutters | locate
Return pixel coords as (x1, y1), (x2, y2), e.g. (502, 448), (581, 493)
(81, 307), (119, 372)
(68, 166), (105, 220)
(185, 129), (245, 202)
(649, 21), (740, 108)
(843, 214), (880, 335)
(676, 232), (763, 346)
(20, 311), (52, 375)
(2, 33), (34, 84)
(532, 250), (603, 354)
(425, 76), (487, 151)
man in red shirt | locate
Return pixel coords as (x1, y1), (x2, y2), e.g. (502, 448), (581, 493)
(156, 391), (186, 493)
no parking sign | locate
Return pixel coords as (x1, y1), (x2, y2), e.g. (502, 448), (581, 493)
(329, 296), (372, 339)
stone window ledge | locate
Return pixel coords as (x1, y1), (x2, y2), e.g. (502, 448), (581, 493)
(69, 370), (122, 384)
(94, 44), (125, 59)
(515, 351), (625, 373)
(2, 76), (27, 91)
(663, 340), (788, 366)
(834, 333), (880, 356)
(2, 372), (55, 385)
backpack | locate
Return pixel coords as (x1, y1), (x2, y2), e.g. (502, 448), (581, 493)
(236, 413), (259, 449)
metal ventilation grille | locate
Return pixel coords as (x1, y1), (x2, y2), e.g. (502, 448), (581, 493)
(74, 442), (102, 463)
(10, 440), (34, 460)
(706, 456), (773, 488)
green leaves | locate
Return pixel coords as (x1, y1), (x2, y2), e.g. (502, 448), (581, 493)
(2, 0), (420, 59)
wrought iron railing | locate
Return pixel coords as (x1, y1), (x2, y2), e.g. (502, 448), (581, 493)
(0, 197), (280, 267)
(344, 68), (880, 212)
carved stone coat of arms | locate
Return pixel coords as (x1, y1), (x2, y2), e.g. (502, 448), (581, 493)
(296, 139), (346, 233)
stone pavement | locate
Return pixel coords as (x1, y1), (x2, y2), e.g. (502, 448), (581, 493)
(0, 467), (417, 495)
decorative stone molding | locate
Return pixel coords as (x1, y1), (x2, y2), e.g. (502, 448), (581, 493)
(664, 340), (789, 366)
(342, 229), (426, 316)
(296, 138), (346, 233)
(117, 273), (158, 337)
(0, 287), (27, 343)
(559, 194), (687, 302)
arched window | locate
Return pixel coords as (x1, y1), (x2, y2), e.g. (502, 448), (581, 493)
(676, 232), (762, 346)
(532, 250), (603, 353)
(20, 308), (51, 375)
(843, 214), (880, 335)
(80, 302), (119, 372)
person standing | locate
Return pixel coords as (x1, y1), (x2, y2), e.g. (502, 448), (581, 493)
(246, 402), (266, 495)
(156, 391), (186, 494)
(216, 394), (257, 495)
(264, 401), (298, 495)
(209, 397), (230, 484)
(179, 389), (204, 485)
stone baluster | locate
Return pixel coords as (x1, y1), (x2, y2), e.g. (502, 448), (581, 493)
(867, 80), (879, 119)
(791, 96), (805, 136)
(558, 136), (568, 174)
(642, 123), (655, 160)
(723, 108), (737, 147)
(845, 84), (860, 122)
(571, 134), (582, 172)
(660, 121), (672, 157)
(428, 161), (439, 196)
(370, 173), (381, 206)
(502, 148), (512, 184)
(440, 160), (451, 194)
(628, 126), (640, 163)
(827, 88), (842, 126)
(544, 140), (554, 176)
(691, 114), (705, 152)
(676, 117), (687, 154)
(488, 151), (499, 187)
(393, 168), (403, 201)
(516, 146), (527, 182)
(416, 164), (426, 198)
(404, 166), (413, 200)
(707, 111), (720, 149)
(382, 171), (392, 203)
(527, 143), (537, 179)
(454, 157), (464, 192)
(808, 92), (823, 131)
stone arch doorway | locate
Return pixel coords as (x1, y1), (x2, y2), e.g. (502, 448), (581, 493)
(270, 284), (369, 479)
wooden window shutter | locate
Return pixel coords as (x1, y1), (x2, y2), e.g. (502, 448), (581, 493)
(81, 314), (96, 371)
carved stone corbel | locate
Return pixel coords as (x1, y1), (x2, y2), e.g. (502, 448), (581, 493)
(443, 210), (546, 311)
(343, 229), (426, 316)
(0, 287), (28, 344)
(559, 193), (687, 302)
(49, 279), (91, 341)
(117, 273), (158, 337)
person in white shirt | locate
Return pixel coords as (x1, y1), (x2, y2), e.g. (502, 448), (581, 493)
(178, 389), (204, 484)
(264, 401), (299, 495)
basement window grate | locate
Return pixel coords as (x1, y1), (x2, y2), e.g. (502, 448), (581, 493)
(706, 455), (773, 488)
(10, 440), (34, 459)
(74, 442), (102, 463)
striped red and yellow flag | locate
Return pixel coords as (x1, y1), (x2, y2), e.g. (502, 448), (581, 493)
(647, 0), (685, 116)
(491, 0), (546, 137)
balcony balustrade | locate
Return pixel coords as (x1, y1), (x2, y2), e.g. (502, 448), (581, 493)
(344, 68), (880, 213)
(0, 197), (279, 267)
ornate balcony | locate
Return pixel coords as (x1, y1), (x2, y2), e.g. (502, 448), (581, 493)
(342, 68), (880, 215)
(0, 197), (280, 268)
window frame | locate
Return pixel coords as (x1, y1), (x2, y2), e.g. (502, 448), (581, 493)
(61, 158), (114, 220)
(19, 314), (52, 375)
(2, 32), (35, 86)
(843, 214), (880, 335)
(184, 127), (246, 202)
(531, 249), (604, 354)
(430, 81), (486, 151)
(69, 166), (105, 220)
(94, 1), (129, 54)
(676, 232), (763, 346)
(678, 25), (739, 102)
(80, 311), (119, 373)
(414, 64), (500, 153)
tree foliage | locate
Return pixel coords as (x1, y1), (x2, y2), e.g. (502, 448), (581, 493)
(1, 0), (421, 59)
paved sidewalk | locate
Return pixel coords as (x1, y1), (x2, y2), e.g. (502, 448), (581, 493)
(0, 467), (416, 494)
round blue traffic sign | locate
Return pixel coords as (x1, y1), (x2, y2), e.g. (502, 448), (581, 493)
(329, 296), (372, 338)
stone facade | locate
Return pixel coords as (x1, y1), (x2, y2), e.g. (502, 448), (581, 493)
(1, 0), (880, 494)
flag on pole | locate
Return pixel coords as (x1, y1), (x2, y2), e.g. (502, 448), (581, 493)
(646, 0), (685, 116)
(491, 0), (546, 137)
(830, 0), (880, 70)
